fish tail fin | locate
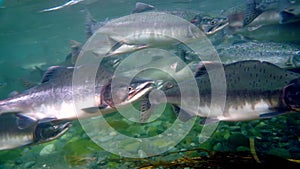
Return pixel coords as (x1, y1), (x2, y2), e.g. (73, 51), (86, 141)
(69, 40), (82, 64)
(279, 10), (296, 24)
(171, 105), (196, 122)
(85, 11), (97, 38)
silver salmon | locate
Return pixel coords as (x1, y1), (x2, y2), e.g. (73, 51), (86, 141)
(0, 64), (154, 122)
(156, 60), (300, 122)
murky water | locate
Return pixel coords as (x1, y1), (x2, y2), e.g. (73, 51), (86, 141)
(0, 0), (300, 168)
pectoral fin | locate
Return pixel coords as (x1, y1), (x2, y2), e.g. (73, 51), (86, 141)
(199, 117), (220, 125)
(259, 111), (284, 118)
(81, 105), (108, 114)
(172, 105), (196, 122)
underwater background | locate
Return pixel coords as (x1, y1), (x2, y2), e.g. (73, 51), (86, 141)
(0, 0), (300, 168)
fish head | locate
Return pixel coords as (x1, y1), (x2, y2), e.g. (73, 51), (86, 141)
(154, 80), (180, 103)
(190, 15), (228, 35)
(283, 78), (300, 111)
(33, 118), (71, 144)
(101, 78), (154, 108)
(279, 9), (300, 24)
(279, 0), (300, 24)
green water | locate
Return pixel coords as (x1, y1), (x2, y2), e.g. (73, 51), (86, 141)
(0, 0), (300, 168)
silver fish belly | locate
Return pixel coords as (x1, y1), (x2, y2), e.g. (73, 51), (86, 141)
(0, 65), (153, 122)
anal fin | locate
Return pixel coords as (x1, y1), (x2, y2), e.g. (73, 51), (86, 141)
(172, 105), (196, 122)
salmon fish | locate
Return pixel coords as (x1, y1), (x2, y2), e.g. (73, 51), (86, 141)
(154, 60), (300, 123)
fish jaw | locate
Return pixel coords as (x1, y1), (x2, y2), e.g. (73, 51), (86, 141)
(33, 119), (72, 144)
(191, 15), (229, 35)
(282, 78), (300, 111)
(103, 80), (155, 109)
(127, 81), (154, 102)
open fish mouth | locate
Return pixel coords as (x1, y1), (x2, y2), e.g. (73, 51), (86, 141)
(127, 81), (154, 101)
(191, 15), (229, 35)
(202, 21), (229, 35)
(34, 119), (72, 143)
(282, 78), (300, 111)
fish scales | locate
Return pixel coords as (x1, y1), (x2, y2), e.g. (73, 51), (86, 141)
(161, 60), (300, 121)
(96, 12), (204, 46)
(0, 114), (35, 150)
(0, 63), (153, 121)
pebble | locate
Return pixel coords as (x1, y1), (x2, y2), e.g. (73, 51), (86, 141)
(268, 148), (291, 159)
(24, 161), (36, 168)
(39, 144), (55, 156)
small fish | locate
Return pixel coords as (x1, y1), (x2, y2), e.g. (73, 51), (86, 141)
(0, 113), (71, 150)
(150, 60), (300, 123)
(132, 2), (155, 14)
(216, 41), (300, 68)
(40, 0), (84, 12)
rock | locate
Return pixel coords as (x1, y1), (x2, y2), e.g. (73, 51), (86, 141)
(14, 159), (23, 165)
(268, 148), (291, 159)
(39, 144), (55, 156)
(24, 161), (36, 168)
(228, 133), (249, 149)
(236, 146), (250, 152)
(213, 142), (223, 151)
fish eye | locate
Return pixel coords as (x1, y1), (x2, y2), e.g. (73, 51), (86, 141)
(289, 0), (296, 4)
(165, 81), (174, 89)
(210, 19), (217, 25)
(128, 86), (133, 92)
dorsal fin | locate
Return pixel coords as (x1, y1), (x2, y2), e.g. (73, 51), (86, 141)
(194, 61), (224, 77)
(20, 79), (38, 89)
(69, 40), (82, 64)
(132, 2), (155, 13)
(172, 105), (195, 122)
(85, 11), (98, 38)
(41, 66), (71, 83)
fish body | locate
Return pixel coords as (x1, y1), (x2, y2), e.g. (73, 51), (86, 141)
(217, 41), (300, 68)
(158, 60), (300, 122)
(97, 12), (203, 45)
(236, 21), (300, 42)
(222, 0), (300, 36)
(90, 12), (205, 57)
(40, 0), (84, 12)
(86, 10), (226, 39)
(0, 64), (154, 122)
